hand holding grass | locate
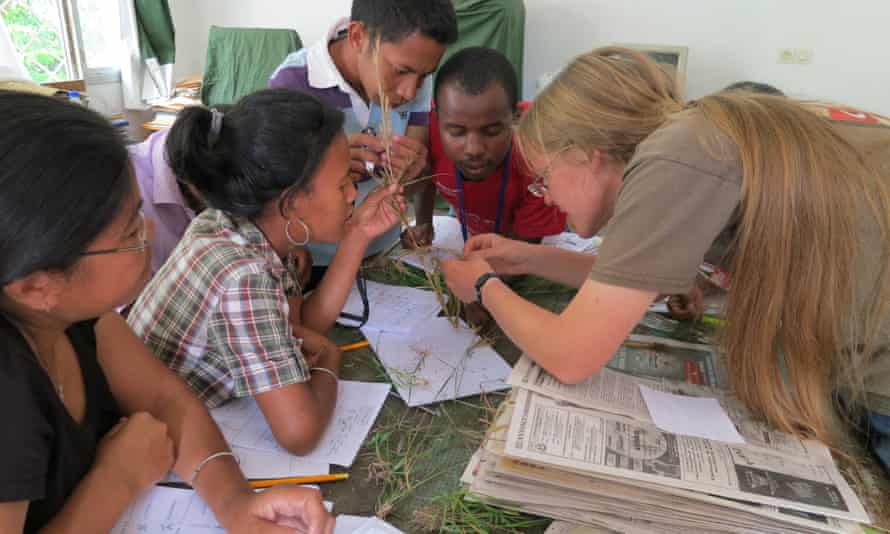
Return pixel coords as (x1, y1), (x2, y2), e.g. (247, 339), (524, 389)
(346, 183), (405, 243)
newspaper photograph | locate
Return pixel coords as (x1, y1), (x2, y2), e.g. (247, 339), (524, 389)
(608, 334), (727, 388)
(508, 355), (825, 460)
(633, 313), (713, 345)
(504, 389), (869, 523)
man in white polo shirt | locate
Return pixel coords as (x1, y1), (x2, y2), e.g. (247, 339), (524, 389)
(270, 0), (458, 286)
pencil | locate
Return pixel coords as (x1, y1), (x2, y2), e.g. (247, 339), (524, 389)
(249, 473), (349, 489)
(339, 340), (370, 352)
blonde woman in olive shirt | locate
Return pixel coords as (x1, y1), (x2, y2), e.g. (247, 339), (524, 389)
(443, 47), (890, 469)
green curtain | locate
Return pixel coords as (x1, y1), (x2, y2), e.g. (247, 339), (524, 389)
(201, 26), (303, 107)
(134, 0), (175, 65)
(440, 0), (526, 95)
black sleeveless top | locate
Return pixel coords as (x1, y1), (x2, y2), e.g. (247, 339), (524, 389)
(0, 316), (120, 533)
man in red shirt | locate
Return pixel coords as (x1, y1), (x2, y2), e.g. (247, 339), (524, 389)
(402, 47), (566, 248)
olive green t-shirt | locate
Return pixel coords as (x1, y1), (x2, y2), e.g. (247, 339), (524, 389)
(590, 111), (742, 295)
(589, 104), (890, 413)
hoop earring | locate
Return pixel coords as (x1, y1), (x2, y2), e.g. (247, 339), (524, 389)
(285, 218), (310, 247)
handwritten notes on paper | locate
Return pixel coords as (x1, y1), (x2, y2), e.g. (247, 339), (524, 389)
(397, 215), (464, 272)
(233, 445), (329, 480)
(212, 380), (390, 467)
(364, 317), (511, 407)
(112, 486), (223, 534)
(338, 280), (442, 333)
(113, 486), (397, 534)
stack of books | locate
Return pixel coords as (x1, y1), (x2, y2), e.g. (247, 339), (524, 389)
(142, 76), (203, 133)
(463, 327), (872, 533)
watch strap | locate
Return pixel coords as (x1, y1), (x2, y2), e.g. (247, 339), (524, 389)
(474, 272), (501, 306)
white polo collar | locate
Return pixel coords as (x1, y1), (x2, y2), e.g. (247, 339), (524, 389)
(305, 18), (371, 124)
(306, 18), (351, 90)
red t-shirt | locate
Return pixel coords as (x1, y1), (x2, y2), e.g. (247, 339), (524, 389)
(429, 108), (566, 239)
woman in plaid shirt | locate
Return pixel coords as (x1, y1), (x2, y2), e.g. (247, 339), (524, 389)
(128, 89), (404, 455)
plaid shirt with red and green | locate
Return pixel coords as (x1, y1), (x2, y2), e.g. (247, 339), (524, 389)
(128, 209), (308, 408)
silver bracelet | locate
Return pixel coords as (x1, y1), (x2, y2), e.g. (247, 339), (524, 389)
(310, 366), (339, 381)
(189, 451), (238, 486)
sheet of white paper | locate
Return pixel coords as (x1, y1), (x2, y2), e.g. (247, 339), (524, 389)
(337, 280), (442, 333)
(113, 486), (335, 534)
(212, 380), (391, 467)
(231, 445), (329, 479)
(336, 515), (406, 534)
(541, 232), (602, 254)
(112, 486), (222, 534)
(396, 215), (464, 272)
(201, 399), (329, 480)
(639, 385), (745, 443)
(364, 317), (511, 407)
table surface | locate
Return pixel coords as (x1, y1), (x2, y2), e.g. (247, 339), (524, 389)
(316, 265), (568, 533)
(310, 261), (890, 532)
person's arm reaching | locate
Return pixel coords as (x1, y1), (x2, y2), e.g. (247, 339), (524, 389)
(443, 256), (655, 384)
(95, 312), (335, 533)
(464, 233), (598, 289)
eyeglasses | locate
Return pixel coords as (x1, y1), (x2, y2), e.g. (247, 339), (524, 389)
(527, 146), (572, 198)
(81, 209), (150, 256)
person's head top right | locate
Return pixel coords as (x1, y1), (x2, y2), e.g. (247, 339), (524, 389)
(345, 0), (458, 108)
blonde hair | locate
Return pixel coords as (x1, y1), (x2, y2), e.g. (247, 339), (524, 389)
(523, 47), (890, 448)
(518, 47), (683, 162)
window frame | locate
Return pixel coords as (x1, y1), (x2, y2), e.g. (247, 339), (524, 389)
(65, 0), (122, 84)
(3, 0), (122, 85)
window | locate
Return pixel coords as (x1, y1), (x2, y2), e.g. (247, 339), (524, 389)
(0, 0), (122, 84)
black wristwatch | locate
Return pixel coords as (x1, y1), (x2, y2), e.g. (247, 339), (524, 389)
(474, 272), (501, 306)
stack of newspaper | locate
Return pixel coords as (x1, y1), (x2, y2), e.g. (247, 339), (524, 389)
(463, 336), (871, 533)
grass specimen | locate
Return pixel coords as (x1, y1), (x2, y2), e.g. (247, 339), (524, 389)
(411, 488), (551, 534)
(363, 410), (443, 518)
(368, 38), (462, 327)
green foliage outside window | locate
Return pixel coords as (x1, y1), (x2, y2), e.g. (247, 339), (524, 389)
(1, 0), (69, 83)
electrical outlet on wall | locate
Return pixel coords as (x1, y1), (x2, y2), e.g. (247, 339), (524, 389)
(778, 48), (814, 65)
(794, 48), (813, 64)
(778, 48), (796, 64)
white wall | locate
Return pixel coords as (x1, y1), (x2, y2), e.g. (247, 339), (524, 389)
(168, 1), (890, 115)
(82, 0), (196, 118)
(170, 0), (352, 80)
(523, 0), (890, 115)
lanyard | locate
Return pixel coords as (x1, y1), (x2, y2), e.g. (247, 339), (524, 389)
(456, 148), (511, 242)
(337, 272), (369, 328)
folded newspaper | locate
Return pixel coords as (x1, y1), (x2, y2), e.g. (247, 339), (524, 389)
(463, 347), (872, 533)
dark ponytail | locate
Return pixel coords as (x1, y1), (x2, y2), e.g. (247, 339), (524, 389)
(165, 89), (345, 219)
(0, 91), (131, 286)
